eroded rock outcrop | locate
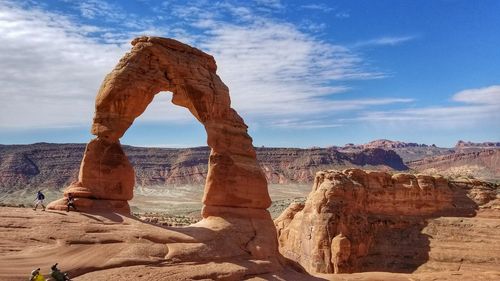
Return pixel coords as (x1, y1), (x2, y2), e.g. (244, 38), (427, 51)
(48, 36), (270, 214)
(275, 169), (460, 274)
(44, 37), (282, 277)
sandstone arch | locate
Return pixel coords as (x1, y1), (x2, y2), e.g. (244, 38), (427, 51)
(48, 37), (271, 216)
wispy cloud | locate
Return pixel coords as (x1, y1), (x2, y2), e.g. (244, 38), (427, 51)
(300, 4), (334, 13)
(253, 0), (284, 10)
(453, 85), (500, 104)
(165, 1), (388, 118)
(0, 0), (406, 131)
(335, 11), (350, 19)
(299, 4), (348, 18)
(270, 119), (342, 129)
(77, 0), (124, 20)
(0, 2), (126, 128)
(354, 35), (417, 47)
(350, 85), (500, 128)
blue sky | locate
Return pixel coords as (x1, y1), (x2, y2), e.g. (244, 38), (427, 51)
(0, 0), (499, 148)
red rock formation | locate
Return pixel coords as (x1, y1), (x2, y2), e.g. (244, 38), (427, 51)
(44, 37), (281, 273)
(48, 37), (270, 213)
(275, 169), (457, 274)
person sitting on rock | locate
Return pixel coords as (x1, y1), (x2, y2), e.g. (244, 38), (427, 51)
(66, 193), (76, 212)
(33, 191), (46, 211)
(50, 263), (70, 281)
(29, 268), (46, 281)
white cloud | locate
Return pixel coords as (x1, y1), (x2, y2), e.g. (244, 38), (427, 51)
(77, 0), (124, 20)
(300, 4), (334, 12)
(0, 1), (407, 131)
(270, 119), (342, 129)
(253, 0), (284, 10)
(0, 2), (125, 128)
(354, 35), (417, 47)
(0, 2), (190, 129)
(351, 85), (500, 128)
(197, 19), (386, 118)
(453, 85), (500, 104)
(335, 11), (350, 19)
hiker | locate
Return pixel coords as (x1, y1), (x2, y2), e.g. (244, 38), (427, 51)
(50, 263), (70, 281)
(33, 191), (46, 211)
(66, 193), (76, 212)
(29, 268), (46, 281)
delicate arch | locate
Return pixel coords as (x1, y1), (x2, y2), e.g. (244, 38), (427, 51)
(48, 37), (271, 214)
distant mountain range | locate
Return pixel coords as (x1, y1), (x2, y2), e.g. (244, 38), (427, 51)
(0, 140), (498, 193)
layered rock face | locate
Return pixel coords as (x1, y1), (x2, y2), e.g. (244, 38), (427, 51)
(48, 36), (270, 214)
(408, 149), (500, 181)
(275, 169), (462, 274)
(0, 144), (410, 193)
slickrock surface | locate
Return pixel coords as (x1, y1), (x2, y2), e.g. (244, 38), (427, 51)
(275, 169), (500, 277)
(0, 207), (307, 281)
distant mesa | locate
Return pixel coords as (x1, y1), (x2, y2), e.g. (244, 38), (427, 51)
(342, 139), (433, 149)
(455, 140), (500, 149)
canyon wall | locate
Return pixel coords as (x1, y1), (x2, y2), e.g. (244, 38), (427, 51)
(0, 143), (407, 192)
(408, 149), (500, 181)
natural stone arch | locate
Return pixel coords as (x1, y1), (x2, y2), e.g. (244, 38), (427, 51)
(48, 37), (271, 215)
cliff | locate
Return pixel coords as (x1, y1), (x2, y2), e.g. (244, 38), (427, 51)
(0, 143), (408, 192)
(408, 149), (500, 181)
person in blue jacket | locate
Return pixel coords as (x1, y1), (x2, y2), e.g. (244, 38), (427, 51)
(33, 191), (46, 211)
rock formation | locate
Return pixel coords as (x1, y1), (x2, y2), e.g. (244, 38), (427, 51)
(275, 169), (469, 274)
(42, 37), (282, 276)
(47, 36), (270, 214)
